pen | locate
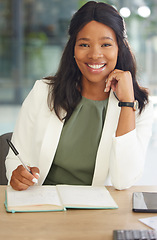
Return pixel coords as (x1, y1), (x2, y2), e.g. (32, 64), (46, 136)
(6, 139), (32, 174)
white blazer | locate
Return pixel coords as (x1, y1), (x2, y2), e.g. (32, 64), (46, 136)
(5, 80), (153, 189)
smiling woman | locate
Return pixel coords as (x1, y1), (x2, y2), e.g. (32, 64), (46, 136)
(5, 1), (153, 191)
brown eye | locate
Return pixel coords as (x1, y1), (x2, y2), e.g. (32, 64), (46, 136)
(101, 43), (111, 47)
(79, 44), (89, 47)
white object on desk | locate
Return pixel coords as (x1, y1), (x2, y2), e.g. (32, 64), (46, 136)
(139, 216), (157, 230)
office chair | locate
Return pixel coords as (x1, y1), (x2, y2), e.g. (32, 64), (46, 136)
(0, 132), (12, 185)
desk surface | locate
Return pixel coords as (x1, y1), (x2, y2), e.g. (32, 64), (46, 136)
(0, 185), (157, 240)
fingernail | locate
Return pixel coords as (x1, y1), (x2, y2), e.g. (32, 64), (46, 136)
(104, 88), (107, 92)
(35, 173), (40, 178)
(106, 82), (109, 87)
(32, 178), (38, 183)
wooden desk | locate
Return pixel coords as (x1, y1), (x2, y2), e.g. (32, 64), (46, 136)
(0, 185), (157, 240)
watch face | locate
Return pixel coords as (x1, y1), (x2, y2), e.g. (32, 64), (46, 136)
(134, 100), (139, 111)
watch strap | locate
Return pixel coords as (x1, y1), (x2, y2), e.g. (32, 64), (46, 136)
(118, 102), (134, 108)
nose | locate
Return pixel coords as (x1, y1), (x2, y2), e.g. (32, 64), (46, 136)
(87, 46), (104, 60)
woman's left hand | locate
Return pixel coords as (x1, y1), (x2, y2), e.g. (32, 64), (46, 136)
(105, 69), (135, 102)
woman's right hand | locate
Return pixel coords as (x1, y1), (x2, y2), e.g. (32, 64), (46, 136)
(10, 165), (40, 191)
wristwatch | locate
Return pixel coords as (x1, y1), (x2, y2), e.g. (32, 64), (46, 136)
(118, 100), (139, 111)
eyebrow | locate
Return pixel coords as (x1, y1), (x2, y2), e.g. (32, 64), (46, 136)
(76, 36), (114, 42)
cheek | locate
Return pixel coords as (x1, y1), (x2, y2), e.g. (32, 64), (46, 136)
(74, 49), (85, 71)
(74, 49), (83, 62)
(74, 45), (87, 62)
(108, 49), (118, 61)
(108, 52), (118, 69)
(74, 56), (82, 72)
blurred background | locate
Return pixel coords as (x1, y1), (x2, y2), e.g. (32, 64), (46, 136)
(0, 0), (157, 184)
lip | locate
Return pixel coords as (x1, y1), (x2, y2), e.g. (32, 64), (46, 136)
(86, 63), (107, 73)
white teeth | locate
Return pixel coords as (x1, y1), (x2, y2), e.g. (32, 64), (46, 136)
(88, 64), (105, 69)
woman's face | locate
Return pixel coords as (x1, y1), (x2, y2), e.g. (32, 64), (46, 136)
(74, 20), (118, 86)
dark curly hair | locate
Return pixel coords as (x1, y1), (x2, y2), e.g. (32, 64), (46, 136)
(45, 1), (148, 120)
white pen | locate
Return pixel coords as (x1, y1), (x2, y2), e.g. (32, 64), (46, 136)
(6, 139), (38, 184)
(6, 139), (32, 174)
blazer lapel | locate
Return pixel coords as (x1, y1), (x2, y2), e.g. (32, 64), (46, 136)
(92, 90), (120, 186)
(38, 111), (65, 185)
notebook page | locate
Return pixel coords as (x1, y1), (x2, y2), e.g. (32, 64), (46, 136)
(57, 185), (118, 207)
(7, 186), (62, 207)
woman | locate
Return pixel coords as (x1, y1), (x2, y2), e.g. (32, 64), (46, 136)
(6, 1), (153, 191)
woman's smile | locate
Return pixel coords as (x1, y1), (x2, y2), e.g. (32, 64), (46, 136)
(86, 63), (107, 72)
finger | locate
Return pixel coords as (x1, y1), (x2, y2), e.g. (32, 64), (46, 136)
(19, 166), (38, 184)
(10, 171), (31, 191)
(12, 165), (38, 187)
(104, 69), (124, 92)
(104, 76), (113, 92)
(105, 76), (117, 92)
(108, 69), (123, 81)
(30, 167), (40, 180)
(10, 177), (30, 191)
(107, 69), (122, 83)
(104, 70), (117, 92)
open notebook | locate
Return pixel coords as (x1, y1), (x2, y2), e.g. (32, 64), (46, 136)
(5, 185), (118, 213)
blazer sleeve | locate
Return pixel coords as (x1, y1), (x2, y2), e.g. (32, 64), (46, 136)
(109, 100), (154, 190)
(5, 80), (49, 183)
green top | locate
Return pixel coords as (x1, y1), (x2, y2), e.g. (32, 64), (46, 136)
(44, 96), (108, 186)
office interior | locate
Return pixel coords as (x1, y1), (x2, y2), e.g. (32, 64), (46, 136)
(0, 0), (157, 185)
